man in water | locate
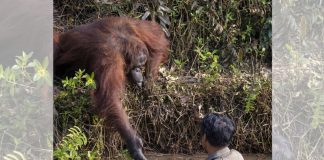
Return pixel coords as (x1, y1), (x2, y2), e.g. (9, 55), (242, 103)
(201, 113), (244, 160)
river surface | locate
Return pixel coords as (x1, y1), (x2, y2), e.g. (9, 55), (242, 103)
(146, 153), (271, 160)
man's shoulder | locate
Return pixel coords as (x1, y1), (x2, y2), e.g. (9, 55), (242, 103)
(228, 149), (244, 160)
(207, 148), (244, 160)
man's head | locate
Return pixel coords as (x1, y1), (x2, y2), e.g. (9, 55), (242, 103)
(200, 113), (235, 149)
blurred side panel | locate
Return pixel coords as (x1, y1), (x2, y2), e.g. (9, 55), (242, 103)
(273, 0), (324, 159)
(0, 0), (53, 159)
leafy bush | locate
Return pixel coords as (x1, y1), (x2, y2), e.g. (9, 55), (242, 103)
(0, 52), (51, 159)
(54, 70), (102, 159)
(54, 69), (134, 159)
(54, 126), (90, 160)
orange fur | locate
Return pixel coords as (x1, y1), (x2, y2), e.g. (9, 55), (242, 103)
(54, 16), (169, 160)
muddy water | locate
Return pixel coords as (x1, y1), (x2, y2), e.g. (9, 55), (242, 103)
(146, 153), (271, 160)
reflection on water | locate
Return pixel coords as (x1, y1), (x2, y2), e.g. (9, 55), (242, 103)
(146, 153), (271, 160)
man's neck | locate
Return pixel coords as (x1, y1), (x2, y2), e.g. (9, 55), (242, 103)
(206, 146), (231, 160)
(206, 145), (227, 154)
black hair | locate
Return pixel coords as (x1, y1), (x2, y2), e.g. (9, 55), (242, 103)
(201, 113), (235, 147)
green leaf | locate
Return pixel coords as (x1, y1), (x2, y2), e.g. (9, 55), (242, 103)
(9, 72), (16, 82)
(12, 65), (19, 70)
(22, 51), (27, 57)
(33, 74), (40, 81)
(4, 154), (20, 160)
(15, 59), (22, 66)
(13, 151), (26, 160)
(27, 62), (35, 68)
(26, 52), (34, 59)
(174, 59), (182, 65)
(91, 72), (95, 78)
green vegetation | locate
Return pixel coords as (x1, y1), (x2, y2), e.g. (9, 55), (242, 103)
(0, 52), (52, 159)
(54, 126), (95, 160)
(54, 70), (102, 159)
(54, 70), (130, 159)
(54, 0), (272, 158)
